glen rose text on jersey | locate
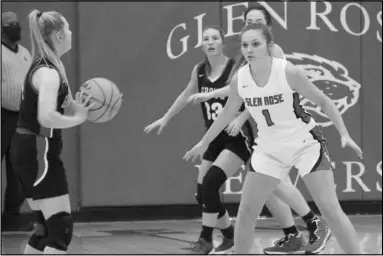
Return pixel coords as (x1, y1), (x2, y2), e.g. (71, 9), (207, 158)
(245, 94), (284, 107)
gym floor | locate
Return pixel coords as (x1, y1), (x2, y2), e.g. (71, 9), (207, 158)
(1, 215), (381, 254)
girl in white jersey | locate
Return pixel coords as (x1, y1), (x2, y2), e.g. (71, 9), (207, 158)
(184, 23), (362, 254)
(188, 4), (330, 255)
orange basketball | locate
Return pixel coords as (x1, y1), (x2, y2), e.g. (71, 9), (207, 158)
(79, 77), (122, 123)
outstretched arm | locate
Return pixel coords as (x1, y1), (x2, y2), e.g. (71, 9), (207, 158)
(162, 64), (199, 122)
(144, 64), (199, 134)
(285, 62), (362, 158)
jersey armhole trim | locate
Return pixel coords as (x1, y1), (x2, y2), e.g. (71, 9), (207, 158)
(28, 58), (59, 94)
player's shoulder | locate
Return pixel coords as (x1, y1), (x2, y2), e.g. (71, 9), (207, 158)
(195, 59), (207, 69)
(284, 60), (299, 75)
(273, 44), (283, 53)
(237, 62), (249, 76)
(30, 58), (59, 77)
(272, 44), (286, 59)
(191, 59), (207, 75)
(283, 60), (305, 84)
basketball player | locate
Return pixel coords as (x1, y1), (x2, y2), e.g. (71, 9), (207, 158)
(10, 10), (93, 254)
(145, 25), (254, 254)
(188, 4), (331, 254)
(184, 23), (362, 254)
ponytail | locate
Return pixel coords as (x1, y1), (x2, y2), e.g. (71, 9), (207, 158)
(27, 9), (67, 82)
(29, 10), (44, 60)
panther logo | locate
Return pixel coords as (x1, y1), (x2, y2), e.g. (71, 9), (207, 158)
(285, 53), (361, 127)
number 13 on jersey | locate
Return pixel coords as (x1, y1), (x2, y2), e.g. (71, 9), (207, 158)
(205, 102), (223, 121)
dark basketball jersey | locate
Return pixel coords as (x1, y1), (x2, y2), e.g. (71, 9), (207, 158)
(17, 57), (69, 139)
(197, 58), (235, 129)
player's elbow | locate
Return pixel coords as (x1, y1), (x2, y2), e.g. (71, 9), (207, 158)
(38, 110), (54, 128)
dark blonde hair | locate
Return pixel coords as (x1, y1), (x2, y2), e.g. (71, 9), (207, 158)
(28, 9), (67, 81)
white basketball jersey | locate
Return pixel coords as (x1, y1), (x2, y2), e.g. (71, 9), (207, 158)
(237, 58), (316, 144)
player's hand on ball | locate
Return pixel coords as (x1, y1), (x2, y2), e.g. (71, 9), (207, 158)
(73, 91), (95, 121)
(144, 117), (168, 135)
(183, 141), (208, 162)
(341, 135), (363, 159)
(187, 93), (212, 104)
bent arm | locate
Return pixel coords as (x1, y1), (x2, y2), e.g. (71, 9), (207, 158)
(286, 62), (349, 138)
(35, 68), (84, 129)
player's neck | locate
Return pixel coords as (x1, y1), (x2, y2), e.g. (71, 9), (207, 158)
(53, 44), (66, 60)
(206, 54), (227, 70)
(54, 49), (64, 60)
(249, 56), (273, 76)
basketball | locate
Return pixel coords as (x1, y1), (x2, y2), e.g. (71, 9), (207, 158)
(79, 77), (123, 123)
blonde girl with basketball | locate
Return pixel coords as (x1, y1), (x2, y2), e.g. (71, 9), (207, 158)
(10, 9), (93, 254)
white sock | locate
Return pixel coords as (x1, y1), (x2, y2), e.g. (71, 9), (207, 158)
(43, 246), (66, 254)
(24, 244), (43, 254)
(216, 211), (231, 229)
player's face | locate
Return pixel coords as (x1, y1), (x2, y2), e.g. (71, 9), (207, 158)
(202, 28), (224, 56)
(245, 10), (267, 26)
(58, 17), (72, 53)
(241, 29), (269, 62)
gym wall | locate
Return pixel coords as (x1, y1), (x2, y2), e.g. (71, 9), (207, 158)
(2, 2), (381, 213)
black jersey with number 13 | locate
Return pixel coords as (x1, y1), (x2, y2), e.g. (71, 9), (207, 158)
(197, 59), (235, 129)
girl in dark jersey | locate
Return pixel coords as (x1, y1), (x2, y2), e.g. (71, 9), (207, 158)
(10, 9), (93, 254)
(145, 26), (252, 254)
(187, 4), (331, 255)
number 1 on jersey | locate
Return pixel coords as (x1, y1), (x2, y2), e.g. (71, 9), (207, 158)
(262, 109), (275, 126)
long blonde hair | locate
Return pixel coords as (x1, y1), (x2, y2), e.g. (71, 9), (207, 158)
(28, 9), (67, 82)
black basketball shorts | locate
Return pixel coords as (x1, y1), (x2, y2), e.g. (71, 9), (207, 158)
(203, 129), (253, 163)
(10, 133), (69, 200)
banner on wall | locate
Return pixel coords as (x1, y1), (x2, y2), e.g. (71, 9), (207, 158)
(168, 1), (382, 202)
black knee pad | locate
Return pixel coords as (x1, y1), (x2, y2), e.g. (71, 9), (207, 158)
(28, 211), (47, 251)
(202, 166), (227, 213)
(44, 212), (73, 251)
(34, 210), (47, 235)
(194, 183), (203, 206)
